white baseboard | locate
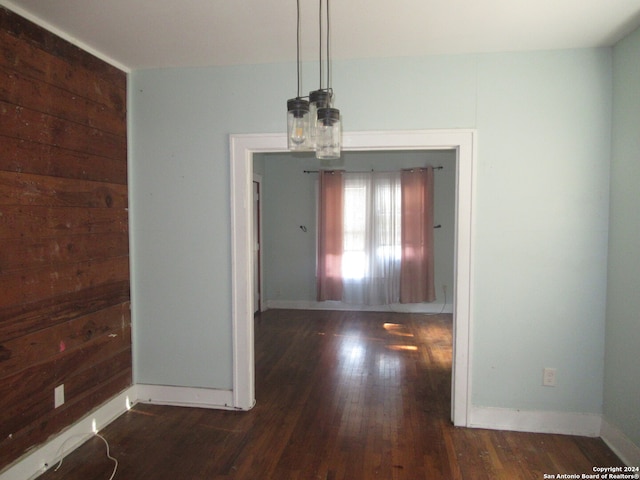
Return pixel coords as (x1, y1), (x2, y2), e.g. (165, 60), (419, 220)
(601, 417), (640, 466)
(136, 384), (236, 410)
(0, 386), (137, 480)
(469, 406), (603, 437)
(0, 385), (237, 480)
(265, 299), (453, 314)
(4, 387), (635, 479)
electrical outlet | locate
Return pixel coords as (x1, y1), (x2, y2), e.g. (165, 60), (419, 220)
(543, 368), (557, 387)
(54, 384), (65, 408)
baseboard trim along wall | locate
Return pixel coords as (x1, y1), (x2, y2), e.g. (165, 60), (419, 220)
(4, 390), (638, 479)
(600, 418), (640, 467)
(0, 385), (237, 480)
(469, 406), (603, 438)
(0, 386), (137, 480)
(265, 300), (454, 314)
(136, 385), (235, 410)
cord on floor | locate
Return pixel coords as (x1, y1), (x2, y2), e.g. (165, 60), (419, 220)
(383, 285), (449, 316)
(53, 432), (118, 480)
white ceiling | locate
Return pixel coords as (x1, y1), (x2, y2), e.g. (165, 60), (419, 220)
(2, 0), (640, 70)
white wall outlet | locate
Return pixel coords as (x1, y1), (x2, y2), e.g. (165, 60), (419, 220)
(54, 384), (65, 408)
(543, 368), (557, 387)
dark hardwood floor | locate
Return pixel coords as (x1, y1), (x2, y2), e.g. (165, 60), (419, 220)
(36, 309), (623, 479)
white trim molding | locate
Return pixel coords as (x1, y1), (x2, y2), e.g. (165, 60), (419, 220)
(136, 385), (237, 410)
(230, 129), (477, 426)
(469, 406), (603, 437)
(230, 134), (287, 411)
(5, 384), (635, 479)
(0, 386), (136, 480)
(0, 385), (241, 480)
(601, 418), (640, 467)
(265, 300), (454, 314)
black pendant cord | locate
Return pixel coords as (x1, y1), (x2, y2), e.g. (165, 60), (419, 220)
(318, 0), (333, 97)
(318, 0), (323, 91)
(326, 0), (331, 95)
(296, 0), (302, 98)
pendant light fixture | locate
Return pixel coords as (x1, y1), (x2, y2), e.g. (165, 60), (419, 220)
(287, 0), (310, 151)
(308, 0), (331, 149)
(313, 0), (341, 159)
(286, 0), (342, 158)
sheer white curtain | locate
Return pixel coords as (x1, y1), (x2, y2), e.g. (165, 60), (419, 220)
(341, 171), (402, 305)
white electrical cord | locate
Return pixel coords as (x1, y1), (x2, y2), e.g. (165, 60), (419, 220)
(96, 433), (118, 480)
(419, 286), (447, 316)
(383, 285), (448, 316)
(53, 433), (118, 480)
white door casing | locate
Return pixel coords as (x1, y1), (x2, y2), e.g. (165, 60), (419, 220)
(230, 130), (476, 425)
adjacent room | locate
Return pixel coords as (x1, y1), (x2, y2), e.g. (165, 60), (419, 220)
(1, 0), (639, 478)
(254, 150), (456, 315)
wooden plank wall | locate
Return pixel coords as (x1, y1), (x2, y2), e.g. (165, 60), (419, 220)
(0, 6), (131, 471)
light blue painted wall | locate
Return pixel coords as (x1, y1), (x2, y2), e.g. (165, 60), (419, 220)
(472, 51), (611, 412)
(130, 48), (612, 415)
(256, 150), (456, 306)
(604, 25), (640, 446)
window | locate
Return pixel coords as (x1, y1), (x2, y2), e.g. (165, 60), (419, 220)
(342, 174), (401, 281)
(317, 168), (435, 305)
(342, 181), (366, 280)
(340, 172), (402, 304)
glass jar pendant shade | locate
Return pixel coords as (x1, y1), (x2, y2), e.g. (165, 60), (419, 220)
(315, 107), (341, 159)
(309, 89), (331, 145)
(287, 0), (311, 151)
(287, 98), (310, 150)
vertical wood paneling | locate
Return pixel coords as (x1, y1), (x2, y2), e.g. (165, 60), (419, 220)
(0, 6), (130, 471)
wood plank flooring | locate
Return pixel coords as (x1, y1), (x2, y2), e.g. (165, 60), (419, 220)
(35, 309), (623, 479)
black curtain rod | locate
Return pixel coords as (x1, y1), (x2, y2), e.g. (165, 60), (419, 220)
(303, 166), (444, 174)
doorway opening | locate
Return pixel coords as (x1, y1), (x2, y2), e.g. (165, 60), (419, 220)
(254, 149), (455, 314)
(230, 130), (476, 426)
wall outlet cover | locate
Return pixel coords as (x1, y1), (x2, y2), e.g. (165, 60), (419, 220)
(543, 368), (557, 387)
(54, 384), (65, 408)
